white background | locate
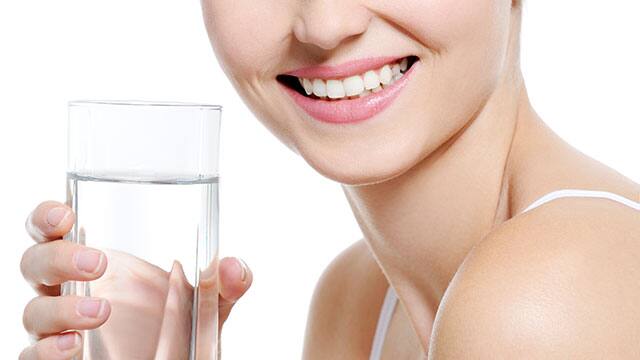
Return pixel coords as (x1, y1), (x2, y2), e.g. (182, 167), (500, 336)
(0, 1), (637, 358)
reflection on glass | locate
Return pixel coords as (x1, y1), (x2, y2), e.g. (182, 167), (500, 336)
(63, 101), (221, 359)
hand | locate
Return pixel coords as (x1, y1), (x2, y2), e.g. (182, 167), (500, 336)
(19, 200), (252, 360)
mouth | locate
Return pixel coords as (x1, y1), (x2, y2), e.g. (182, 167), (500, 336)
(276, 55), (420, 124)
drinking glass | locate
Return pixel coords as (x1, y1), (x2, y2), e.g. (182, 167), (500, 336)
(62, 100), (222, 360)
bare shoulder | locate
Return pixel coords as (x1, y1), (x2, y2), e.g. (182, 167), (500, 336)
(429, 197), (640, 359)
(302, 239), (388, 359)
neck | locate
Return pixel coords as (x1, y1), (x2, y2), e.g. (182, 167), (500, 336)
(342, 68), (535, 348)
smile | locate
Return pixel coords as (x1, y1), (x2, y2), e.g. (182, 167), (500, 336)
(277, 55), (420, 124)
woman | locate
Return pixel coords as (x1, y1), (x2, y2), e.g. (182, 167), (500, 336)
(20, 0), (640, 359)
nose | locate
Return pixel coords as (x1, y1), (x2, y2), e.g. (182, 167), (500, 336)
(293, 1), (372, 50)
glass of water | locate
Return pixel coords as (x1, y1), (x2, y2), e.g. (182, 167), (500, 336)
(62, 100), (222, 360)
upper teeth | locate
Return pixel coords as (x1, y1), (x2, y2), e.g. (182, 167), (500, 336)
(297, 58), (411, 100)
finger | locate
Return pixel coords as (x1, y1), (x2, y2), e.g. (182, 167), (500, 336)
(154, 261), (193, 359)
(25, 201), (75, 243)
(218, 257), (252, 327)
(21, 240), (107, 290)
(19, 332), (82, 360)
(23, 296), (111, 339)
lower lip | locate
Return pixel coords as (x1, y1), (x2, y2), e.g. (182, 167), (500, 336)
(280, 62), (418, 124)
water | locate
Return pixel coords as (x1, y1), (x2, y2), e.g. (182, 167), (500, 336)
(63, 173), (219, 360)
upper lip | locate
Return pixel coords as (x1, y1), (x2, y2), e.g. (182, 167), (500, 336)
(282, 56), (408, 80)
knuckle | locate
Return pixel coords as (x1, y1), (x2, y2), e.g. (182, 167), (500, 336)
(49, 245), (65, 273)
(34, 341), (48, 360)
(23, 296), (73, 338)
(18, 346), (31, 360)
(20, 244), (46, 284)
(43, 243), (69, 285)
(20, 246), (34, 280)
(22, 297), (39, 334)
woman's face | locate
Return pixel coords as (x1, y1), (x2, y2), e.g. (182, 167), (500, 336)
(202, 0), (516, 185)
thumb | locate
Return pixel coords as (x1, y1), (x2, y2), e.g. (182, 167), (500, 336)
(218, 257), (252, 330)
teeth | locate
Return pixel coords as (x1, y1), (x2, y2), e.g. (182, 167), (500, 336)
(312, 79), (327, 97)
(391, 63), (401, 76)
(379, 65), (392, 85)
(383, 77), (395, 88)
(302, 78), (314, 95)
(358, 89), (371, 98)
(363, 70), (380, 90)
(400, 58), (408, 72)
(326, 79), (345, 99)
(297, 57), (412, 100)
(343, 75), (365, 96)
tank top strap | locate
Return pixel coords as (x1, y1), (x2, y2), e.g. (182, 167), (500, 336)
(370, 188), (639, 360)
(522, 189), (640, 214)
(369, 286), (397, 360)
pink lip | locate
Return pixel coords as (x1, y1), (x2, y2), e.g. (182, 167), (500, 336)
(280, 61), (418, 124)
(284, 56), (404, 79)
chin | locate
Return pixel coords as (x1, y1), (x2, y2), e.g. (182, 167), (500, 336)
(296, 137), (425, 186)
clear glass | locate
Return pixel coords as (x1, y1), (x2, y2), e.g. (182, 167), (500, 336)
(62, 100), (222, 360)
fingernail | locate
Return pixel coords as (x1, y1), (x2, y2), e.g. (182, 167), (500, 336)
(57, 332), (80, 351)
(46, 207), (68, 227)
(237, 258), (248, 282)
(77, 298), (106, 318)
(74, 249), (103, 274)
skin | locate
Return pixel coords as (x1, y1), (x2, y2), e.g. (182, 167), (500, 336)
(21, 0), (640, 359)
(201, 0), (640, 358)
(20, 201), (253, 359)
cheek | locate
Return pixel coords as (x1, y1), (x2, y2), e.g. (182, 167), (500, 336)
(201, 0), (300, 149)
(201, 0), (293, 81)
(405, 0), (513, 134)
(390, 0), (511, 92)
(399, 0), (510, 49)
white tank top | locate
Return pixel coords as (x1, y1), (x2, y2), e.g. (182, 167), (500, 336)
(368, 189), (640, 360)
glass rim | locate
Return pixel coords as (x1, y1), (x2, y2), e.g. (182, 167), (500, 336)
(68, 99), (222, 110)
